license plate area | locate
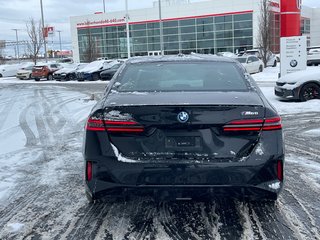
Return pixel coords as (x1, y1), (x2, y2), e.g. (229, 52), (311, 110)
(165, 136), (201, 149)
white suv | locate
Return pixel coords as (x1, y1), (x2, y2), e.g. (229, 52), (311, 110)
(307, 48), (320, 66)
(243, 49), (278, 67)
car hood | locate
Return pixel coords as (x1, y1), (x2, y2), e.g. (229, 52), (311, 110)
(277, 68), (320, 84)
(17, 70), (32, 74)
(55, 68), (76, 74)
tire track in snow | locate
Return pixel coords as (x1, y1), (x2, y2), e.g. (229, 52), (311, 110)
(283, 188), (320, 240)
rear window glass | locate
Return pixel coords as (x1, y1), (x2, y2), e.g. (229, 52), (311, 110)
(34, 66), (45, 70)
(113, 62), (248, 92)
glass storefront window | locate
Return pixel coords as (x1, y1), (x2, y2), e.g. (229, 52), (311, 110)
(180, 19), (195, 26)
(78, 12), (253, 60)
(163, 20), (178, 28)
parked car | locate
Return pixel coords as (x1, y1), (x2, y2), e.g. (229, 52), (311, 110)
(16, 63), (35, 80)
(242, 49), (278, 67)
(307, 48), (320, 66)
(216, 52), (237, 58)
(0, 63), (22, 78)
(236, 56), (264, 74)
(100, 63), (123, 81)
(53, 63), (87, 81)
(83, 54), (284, 203)
(32, 63), (63, 81)
(275, 68), (320, 101)
(77, 60), (120, 81)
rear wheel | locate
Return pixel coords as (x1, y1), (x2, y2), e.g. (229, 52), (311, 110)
(272, 60), (277, 67)
(47, 74), (53, 81)
(259, 65), (263, 72)
(0, 74), (2, 78)
(28, 74), (32, 80)
(92, 73), (100, 81)
(299, 83), (320, 101)
(35, 78), (40, 81)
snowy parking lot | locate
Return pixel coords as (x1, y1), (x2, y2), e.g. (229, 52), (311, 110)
(0, 67), (319, 239)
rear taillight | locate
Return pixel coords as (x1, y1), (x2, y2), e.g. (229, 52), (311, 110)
(86, 118), (105, 131)
(86, 161), (92, 181)
(105, 120), (144, 133)
(262, 117), (282, 131)
(85, 117), (144, 133)
(223, 117), (282, 132)
(277, 160), (283, 181)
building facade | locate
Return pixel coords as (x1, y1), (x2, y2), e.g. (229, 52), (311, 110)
(70, 0), (320, 62)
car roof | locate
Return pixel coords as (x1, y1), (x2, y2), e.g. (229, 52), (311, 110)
(127, 54), (238, 64)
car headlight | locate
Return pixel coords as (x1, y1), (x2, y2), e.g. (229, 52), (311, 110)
(286, 82), (296, 85)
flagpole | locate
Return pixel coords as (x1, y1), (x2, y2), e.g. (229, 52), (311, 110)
(125, 0), (131, 58)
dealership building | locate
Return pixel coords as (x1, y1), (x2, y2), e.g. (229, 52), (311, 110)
(70, 0), (320, 62)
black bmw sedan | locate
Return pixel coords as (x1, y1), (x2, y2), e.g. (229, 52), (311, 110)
(83, 54), (284, 203)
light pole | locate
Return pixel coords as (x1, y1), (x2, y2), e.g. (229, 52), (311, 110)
(125, 0), (131, 58)
(12, 29), (20, 63)
(57, 30), (62, 58)
(40, 0), (48, 62)
(159, 0), (164, 55)
(103, 0), (106, 13)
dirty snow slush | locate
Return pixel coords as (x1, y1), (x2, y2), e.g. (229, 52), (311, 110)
(0, 83), (319, 240)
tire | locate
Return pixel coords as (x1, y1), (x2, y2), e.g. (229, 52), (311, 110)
(92, 73), (100, 81)
(299, 83), (320, 101)
(0, 74), (2, 78)
(47, 74), (53, 81)
(35, 78), (40, 81)
(272, 60), (277, 67)
(259, 65), (263, 72)
(28, 74), (32, 80)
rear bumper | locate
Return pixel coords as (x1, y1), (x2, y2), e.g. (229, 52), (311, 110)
(85, 156), (284, 200)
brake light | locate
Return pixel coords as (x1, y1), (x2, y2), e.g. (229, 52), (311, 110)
(277, 160), (283, 181)
(86, 161), (92, 181)
(105, 120), (144, 133)
(85, 117), (144, 133)
(86, 118), (105, 131)
(262, 117), (282, 131)
(223, 117), (282, 132)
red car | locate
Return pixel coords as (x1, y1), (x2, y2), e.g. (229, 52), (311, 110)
(32, 63), (62, 81)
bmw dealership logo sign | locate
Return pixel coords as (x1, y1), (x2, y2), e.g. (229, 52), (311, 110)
(177, 111), (189, 123)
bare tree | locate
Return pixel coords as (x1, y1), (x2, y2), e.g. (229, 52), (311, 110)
(84, 28), (99, 62)
(26, 18), (44, 64)
(257, 0), (272, 67)
(0, 48), (5, 64)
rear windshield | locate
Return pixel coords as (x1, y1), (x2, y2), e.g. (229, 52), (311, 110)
(113, 62), (248, 92)
(236, 58), (247, 63)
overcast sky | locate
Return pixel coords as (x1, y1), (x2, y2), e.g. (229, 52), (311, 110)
(0, 0), (319, 54)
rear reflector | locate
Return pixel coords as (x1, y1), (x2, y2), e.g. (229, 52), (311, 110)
(277, 160), (283, 181)
(223, 117), (282, 132)
(86, 161), (92, 181)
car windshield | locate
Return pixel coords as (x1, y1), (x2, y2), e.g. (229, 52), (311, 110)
(236, 58), (247, 63)
(113, 62), (248, 92)
(111, 64), (122, 69)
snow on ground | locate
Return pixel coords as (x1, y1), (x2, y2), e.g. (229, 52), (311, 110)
(0, 85), (96, 203)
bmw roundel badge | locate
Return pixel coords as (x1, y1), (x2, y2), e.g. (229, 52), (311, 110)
(177, 111), (189, 123)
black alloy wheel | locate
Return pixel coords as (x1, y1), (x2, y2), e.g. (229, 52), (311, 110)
(92, 73), (100, 81)
(259, 65), (263, 72)
(272, 60), (277, 67)
(300, 83), (320, 101)
(47, 74), (53, 81)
